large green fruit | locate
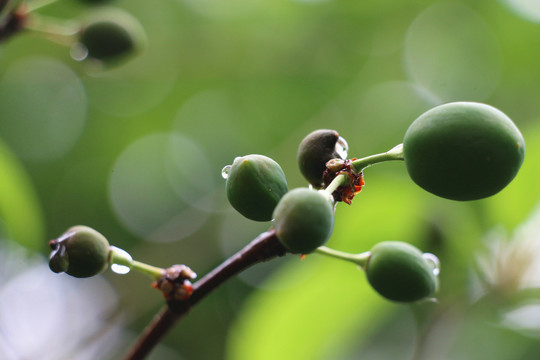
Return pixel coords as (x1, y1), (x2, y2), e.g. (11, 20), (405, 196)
(297, 129), (347, 187)
(49, 225), (110, 278)
(226, 155), (288, 221)
(366, 241), (438, 303)
(403, 102), (525, 200)
(273, 188), (334, 254)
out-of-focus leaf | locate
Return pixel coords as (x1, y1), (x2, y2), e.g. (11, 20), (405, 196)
(226, 172), (434, 360)
(0, 140), (44, 251)
(484, 122), (540, 229)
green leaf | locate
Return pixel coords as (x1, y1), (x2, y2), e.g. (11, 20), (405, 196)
(0, 140), (44, 251)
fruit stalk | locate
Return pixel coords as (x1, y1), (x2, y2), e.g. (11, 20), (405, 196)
(123, 229), (287, 360)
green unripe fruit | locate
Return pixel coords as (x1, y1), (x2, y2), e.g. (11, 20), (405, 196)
(273, 188), (334, 254)
(297, 129), (347, 187)
(79, 9), (146, 62)
(49, 225), (110, 278)
(225, 154), (288, 222)
(365, 241), (438, 303)
(403, 102), (525, 201)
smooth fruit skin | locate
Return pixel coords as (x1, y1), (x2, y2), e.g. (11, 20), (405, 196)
(62, 225), (110, 278)
(297, 129), (342, 187)
(226, 155), (288, 222)
(273, 188), (334, 254)
(366, 241), (437, 303)
(403, 102), (525, 201)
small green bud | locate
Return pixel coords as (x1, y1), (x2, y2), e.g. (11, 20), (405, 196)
(79, 9), (146, 63)
(225, 154), (288, 221)
(273, 188), (334, 254)
(365, 241), (438, 303)
(49, 225), (110, 278)
(297, 129), (348, 187)
(403, 102), (525, 201)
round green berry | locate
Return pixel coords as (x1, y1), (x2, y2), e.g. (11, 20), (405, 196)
(79, 9), (146, 62)
(403, 102), (525, 201)
(225, 154), (288, 222)
(365, 241), (438, 303)
(273, 188), (334, 254)
(297, 129), (347, 187)
(49, 225), (110, 278)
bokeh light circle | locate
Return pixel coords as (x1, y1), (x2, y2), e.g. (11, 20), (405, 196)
(404, 3), (502, 102)
(504, 0), (540, 23)
(0, 57), (87, 162)
(109, 132), (215, 243)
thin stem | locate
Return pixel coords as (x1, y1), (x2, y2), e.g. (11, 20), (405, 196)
(131, 261), (164, 280)
(323, 173), (350, 196)
(351, 143), (404, 173)
(315, 246), (370, 269)
(123, 229), (287, 360)
(24, 13), (79, 45)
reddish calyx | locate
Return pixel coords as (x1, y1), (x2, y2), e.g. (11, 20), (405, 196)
(322, 158), (365, 205)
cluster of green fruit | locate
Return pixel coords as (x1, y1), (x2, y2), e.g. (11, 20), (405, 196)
(0, 0), (145, 65)
(223, 101), (525, 302)
(49, 102), (525, 303)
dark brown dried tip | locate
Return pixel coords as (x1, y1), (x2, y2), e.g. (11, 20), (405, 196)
(297, 129), (343, 187)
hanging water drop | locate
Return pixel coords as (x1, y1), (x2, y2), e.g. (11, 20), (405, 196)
(111, 263), (131, 274)
(422, 253), (441, 276)
(70, 43), (89, 62)
(335, 136), (349, 159)
(221, 165), (232, 179)
(109, 246), (133, 275)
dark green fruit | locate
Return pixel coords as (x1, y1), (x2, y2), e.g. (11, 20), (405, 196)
(403, 102), (525, 201)
(273, 188), (334, 254)
(297, 129), (347, 187)
(225, 154), (288, 222)
(49, 225), (110, 278)
(79, 10), (145, 62)
(366, 241), (438, 303)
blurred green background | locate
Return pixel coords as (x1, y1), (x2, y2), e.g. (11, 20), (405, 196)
(1, 0), (540, 359)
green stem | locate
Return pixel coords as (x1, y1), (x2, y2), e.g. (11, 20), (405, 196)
(24, 13), (79, 43)
(351, 143), (404, 173)
(315, 246), (370, 269)
(131, 260), (164, 280)
(323, 173), (350, 196)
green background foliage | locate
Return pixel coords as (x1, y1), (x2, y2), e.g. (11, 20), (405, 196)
(1, 0), (540, 358)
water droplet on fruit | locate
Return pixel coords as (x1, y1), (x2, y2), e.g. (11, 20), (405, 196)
(335, 136), (349, 159)
(221, 165), (232, 179)
(70, 43), (89, 62)
(422, 253), (440, 276)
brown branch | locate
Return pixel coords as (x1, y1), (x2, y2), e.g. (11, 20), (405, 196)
(123, 229), (287, 360)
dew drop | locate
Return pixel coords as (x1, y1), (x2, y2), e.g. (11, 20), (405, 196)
(335, 136), (349, 159)
(422, 253), (440, 276)
(110, 246), (133, 275)
(111, 263), (131, 275)
(70, 43), (89, 62)
(221, 165), (232, 179)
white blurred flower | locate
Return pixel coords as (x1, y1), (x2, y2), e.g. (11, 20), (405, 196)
(476, 205), (540, 296)
(0, 240), (124, 360)
(474, 204), (540, 337)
